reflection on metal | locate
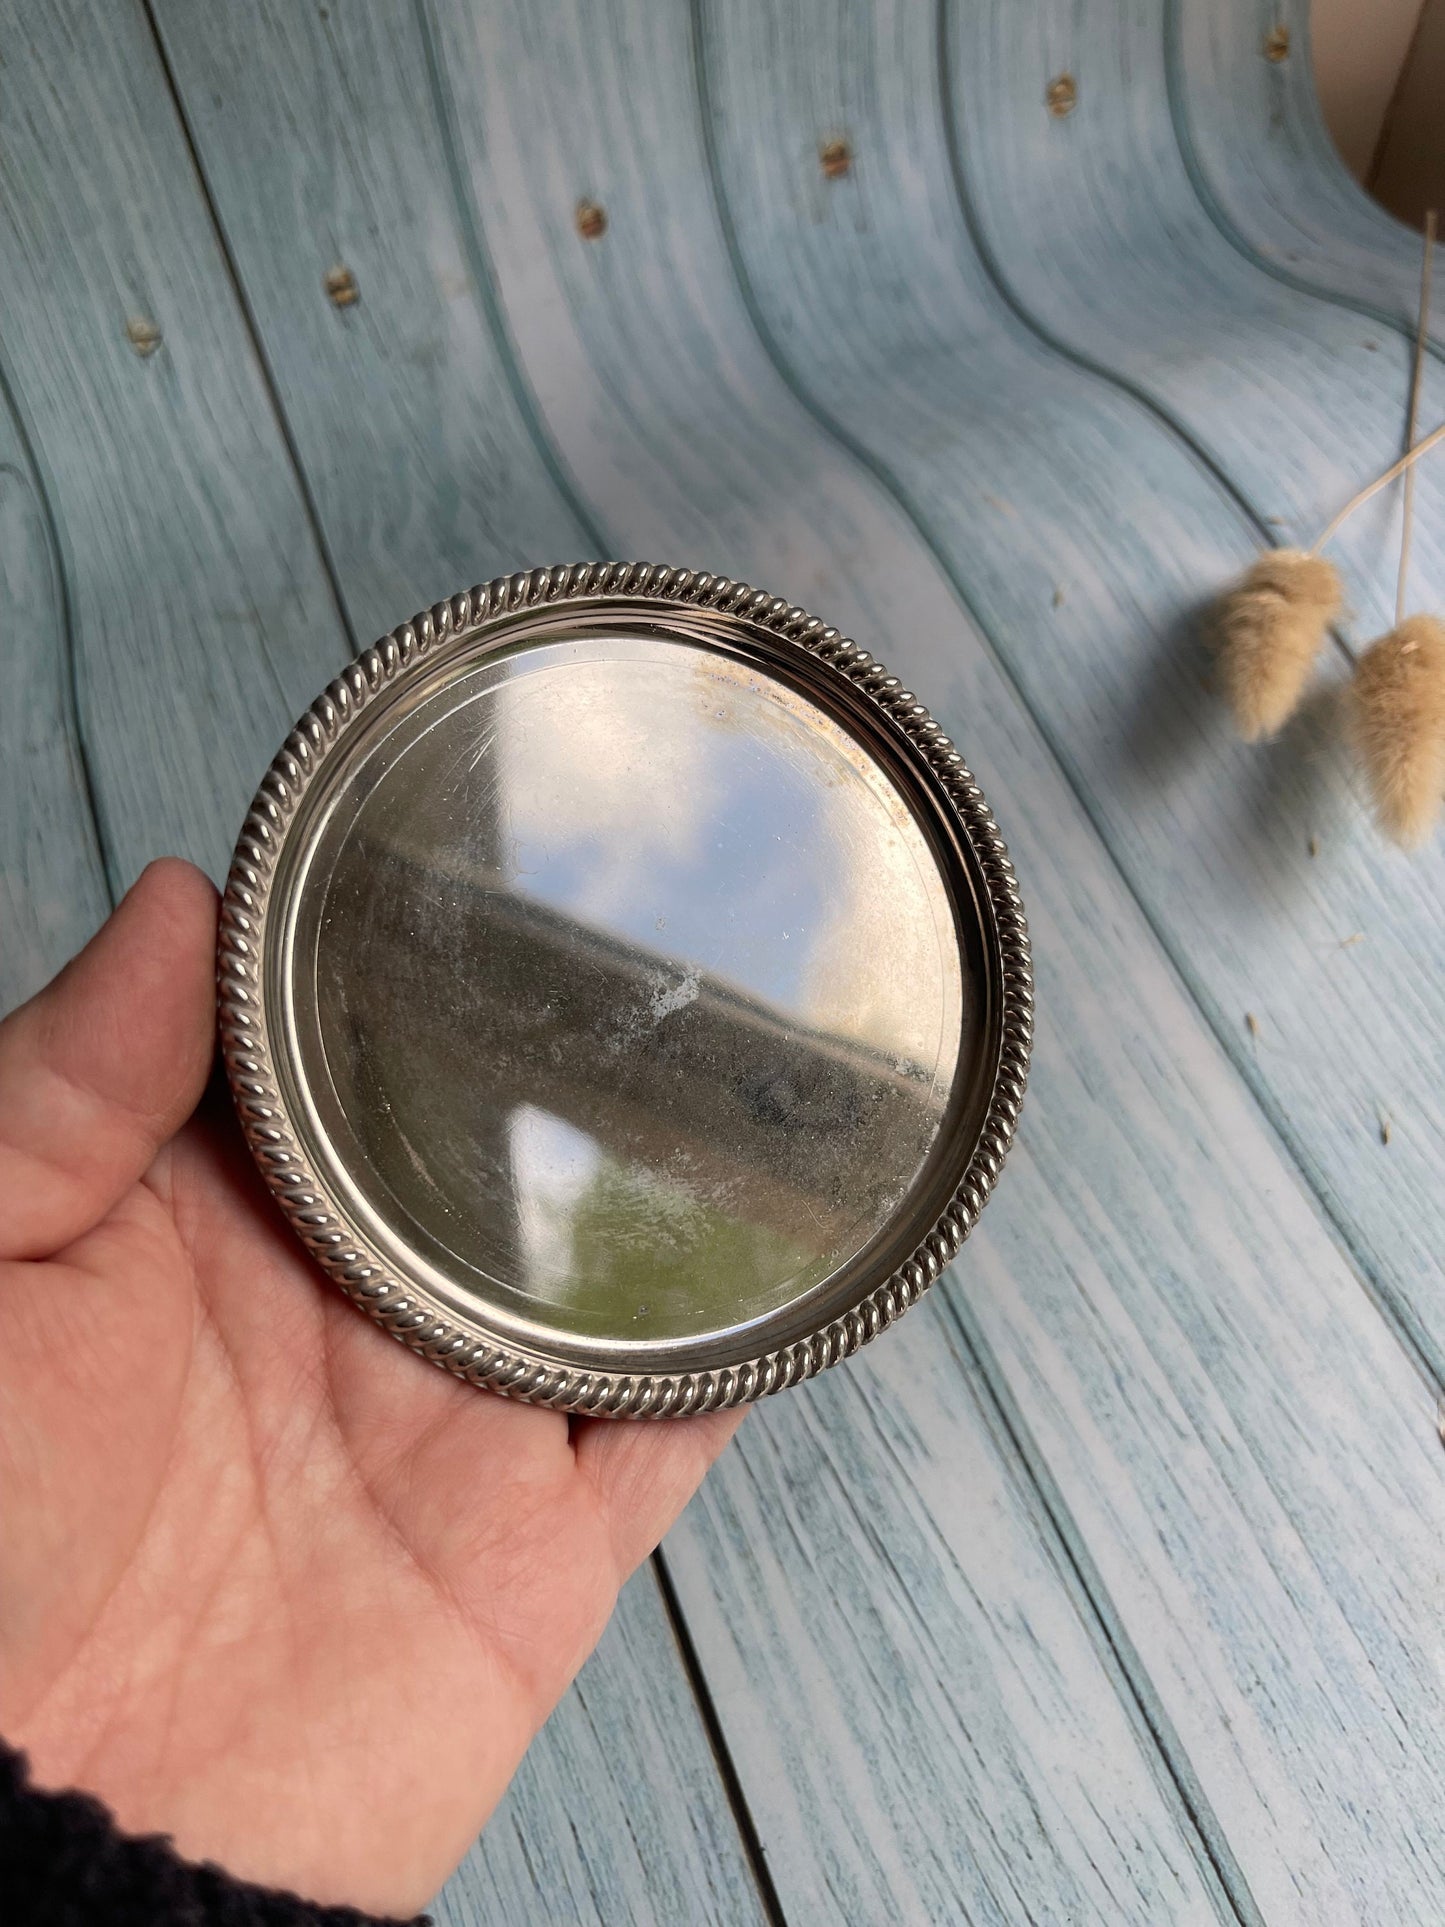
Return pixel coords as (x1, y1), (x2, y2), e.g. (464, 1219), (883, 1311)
(222, 566), (1031, 1413)
(322, 845), (951, 1338)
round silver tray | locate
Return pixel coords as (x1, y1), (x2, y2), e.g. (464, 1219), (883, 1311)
(219, 564), (1032, 1417)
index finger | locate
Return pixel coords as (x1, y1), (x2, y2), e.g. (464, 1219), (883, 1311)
(572, 1407), (746, 1580)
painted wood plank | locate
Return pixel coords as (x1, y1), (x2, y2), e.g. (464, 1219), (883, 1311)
(1170, 0), (1445, 346)
(146, 0), (598, 643)
(27, 2), (1445, 1920)
(0, 2), (346, 892)
(677, 0), (1445, 1390)
(433, 1570), (768, 1927)
(144, 7), (1256, 1924)
(943, 0), (1445, 635)
(0, 9), (760, 1922)
(0, 384), (108, 1012)
(414, 1), (1445, 1919)
(662, 1313), (1229, 1927)
(934, 0), (1445, 1373)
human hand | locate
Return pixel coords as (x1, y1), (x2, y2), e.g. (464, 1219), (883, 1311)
(0, 861), (741, 1916)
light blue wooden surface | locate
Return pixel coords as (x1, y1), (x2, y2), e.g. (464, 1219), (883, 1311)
(1171, 0), (1445, 345)
(3, 3), (1443, 1923)
(0, 10), (760, 1924)
(0, 380), (107, 1004)
(700, 0), (1445, 1384)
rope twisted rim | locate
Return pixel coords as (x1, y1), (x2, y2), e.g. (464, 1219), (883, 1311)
(218, 563), (1033, 1416)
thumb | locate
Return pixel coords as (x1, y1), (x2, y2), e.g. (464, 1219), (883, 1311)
(0, 859), (218, 1260)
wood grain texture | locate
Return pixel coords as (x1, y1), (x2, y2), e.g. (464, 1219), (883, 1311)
(10, 1), (1445, 1922)
(433, 1569), (770, 1927)
(662, 1317), (1228, 1927)
(688, 0), (1445, 1387)
(944, 0), (1445, 629)
(145, 0), (600, 644)
(130, 4), (1269, 1922)
(0, 383), (108, 1011)
(420, 0), (1445, 1919)
(0, 8), (762, 1921)
(936, 0), (1445, 1384)
(0, 3), (347, 892)
(1171, 0), (1445, 344)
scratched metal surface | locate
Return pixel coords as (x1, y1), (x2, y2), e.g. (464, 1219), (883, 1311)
(2, 3), (1442, 1922)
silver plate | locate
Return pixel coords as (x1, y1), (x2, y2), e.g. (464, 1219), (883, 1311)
(219, 565), (1032, 1416)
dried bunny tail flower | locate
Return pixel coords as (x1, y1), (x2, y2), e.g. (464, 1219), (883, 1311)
(1213, 549), (1343, 742)
(1351, 615), (1445, 847)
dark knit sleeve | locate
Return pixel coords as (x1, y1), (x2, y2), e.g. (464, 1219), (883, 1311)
(0, 1740), (431, 1927)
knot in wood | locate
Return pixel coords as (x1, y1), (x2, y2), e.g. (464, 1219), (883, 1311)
(819, 137), (852, 179)
(325, 265), (359, 307)
(125, 317), (162, 357)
